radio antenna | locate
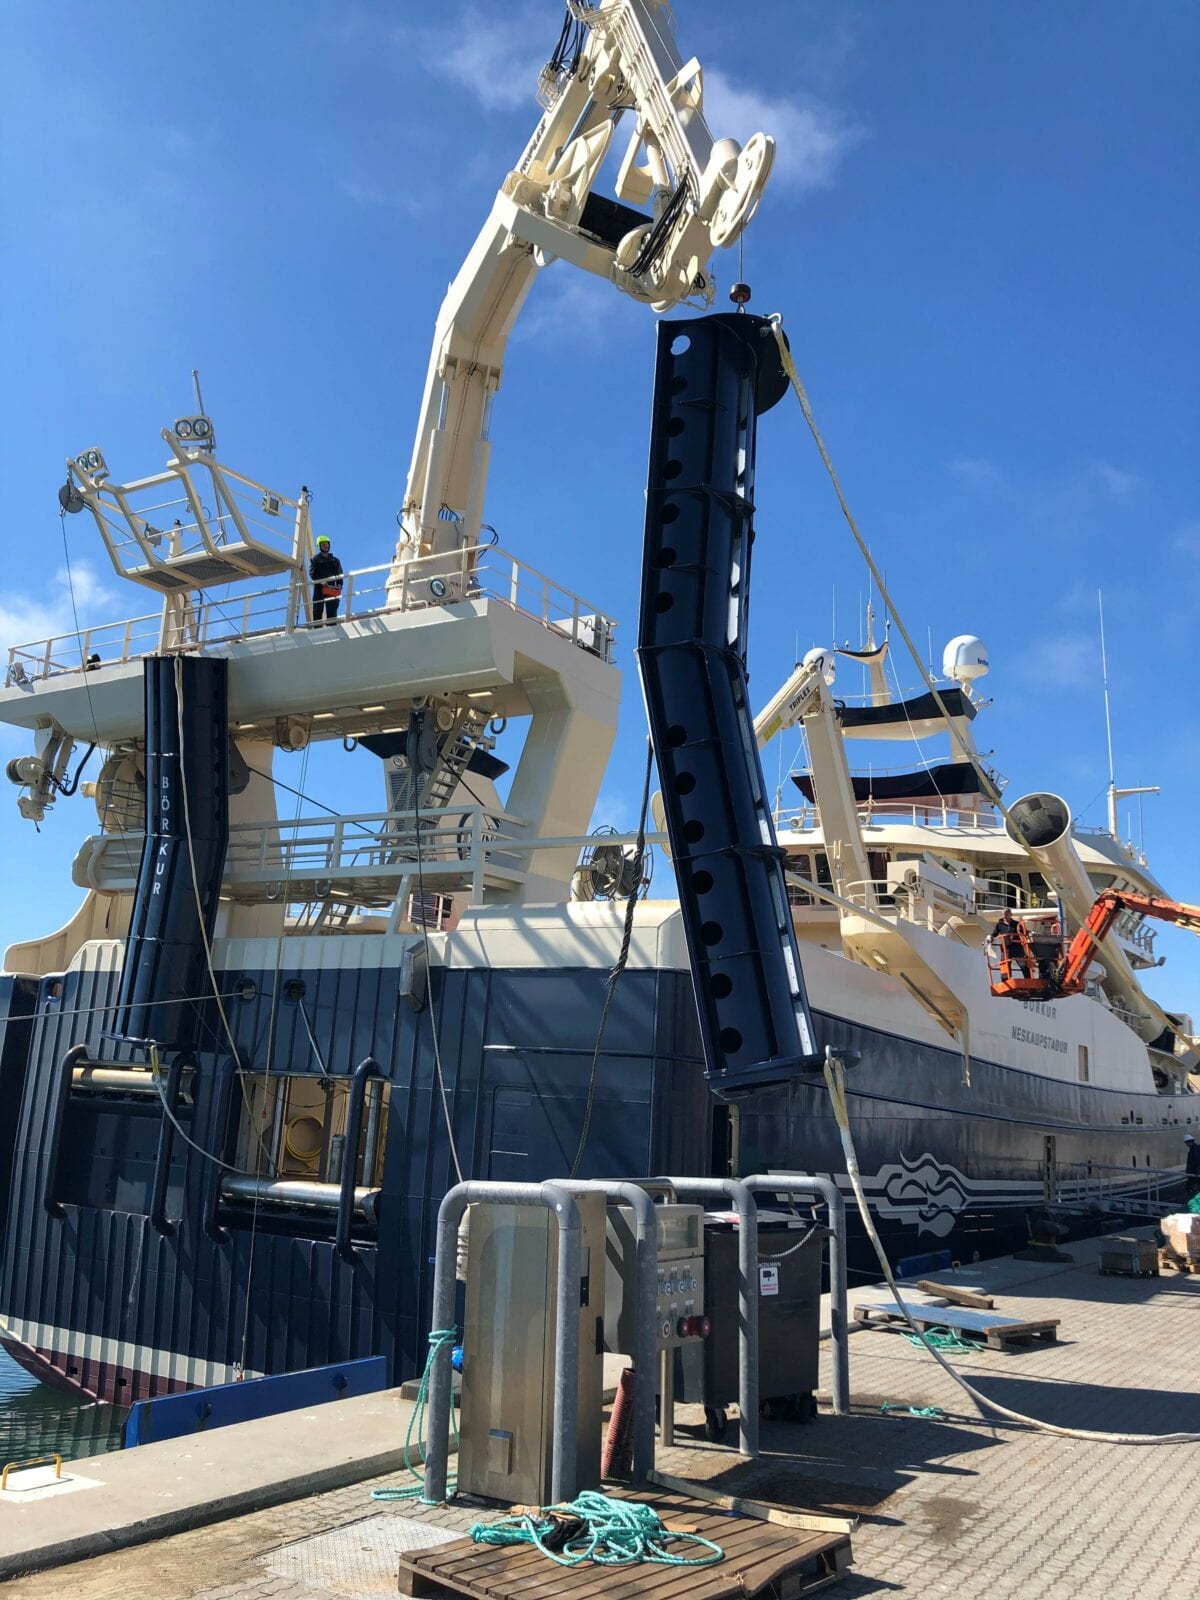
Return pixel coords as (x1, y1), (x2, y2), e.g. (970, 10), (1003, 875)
(1099, 588), (1159, 841)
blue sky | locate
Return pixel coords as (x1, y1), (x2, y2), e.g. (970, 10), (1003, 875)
(1, 2), (1197, 1010)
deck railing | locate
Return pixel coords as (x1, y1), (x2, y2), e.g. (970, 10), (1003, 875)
(777, 802), (1000, 834)
(77, 805), (668, 924)
(5, 544), (617, 686)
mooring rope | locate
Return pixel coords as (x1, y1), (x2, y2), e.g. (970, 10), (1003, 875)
(825, 1052), (1200, 1444)
(370, 1328), (460, 1504)
(470, 1490), (724, 1569)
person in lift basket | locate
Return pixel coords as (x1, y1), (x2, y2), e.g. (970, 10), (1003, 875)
(309, 534), (344, 624)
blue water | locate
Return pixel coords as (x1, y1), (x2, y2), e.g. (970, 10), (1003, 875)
(0, 1347), (126, 1462)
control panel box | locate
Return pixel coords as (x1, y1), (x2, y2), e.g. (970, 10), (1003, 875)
(605, 1202), (709, 1353)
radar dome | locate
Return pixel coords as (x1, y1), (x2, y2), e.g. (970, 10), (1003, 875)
(802, 646), (836, 686)
(942, 635), (989, 685)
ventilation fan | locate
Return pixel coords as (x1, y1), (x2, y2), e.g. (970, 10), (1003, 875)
(572, 825), (653, 902)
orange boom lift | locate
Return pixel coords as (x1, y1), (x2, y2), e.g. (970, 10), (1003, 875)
(988, 889), (1200, 1002)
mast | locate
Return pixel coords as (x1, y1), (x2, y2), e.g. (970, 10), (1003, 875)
(1099, 589), (1159, 842)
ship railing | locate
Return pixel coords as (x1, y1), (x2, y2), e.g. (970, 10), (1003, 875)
(81, 803), (533, 907)
(1114, 912), (1158, 960)
(789, 755), (1006, 790)
(826, 679), (978, 706)
(776, 802), (1001, 834)
(1074, 821), (1151, 869)
(82, 457), (307, 580)
(972, 883), (1038, 913)
(842, 876), (976, 930)
(79, 806), (671, 919)
(4, 545), (617, 686)
(1052, 1159), (1185, 1218)
(991, 1154), (1186, 1217)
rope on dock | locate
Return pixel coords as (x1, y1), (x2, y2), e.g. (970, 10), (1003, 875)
(371, 1328), (459, 1504)
(470, 1490), (725, 1569)
(823, 1051), (1200, 1446)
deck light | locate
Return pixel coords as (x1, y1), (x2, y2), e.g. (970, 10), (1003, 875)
(73, 447), (108, 482)
(174, 414), (216, 451)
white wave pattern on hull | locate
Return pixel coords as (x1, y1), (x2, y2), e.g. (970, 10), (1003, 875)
(819, 1153), (1171, 1239)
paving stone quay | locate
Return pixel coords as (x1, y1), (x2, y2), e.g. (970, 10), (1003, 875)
(3, 1231), (1197, 1599)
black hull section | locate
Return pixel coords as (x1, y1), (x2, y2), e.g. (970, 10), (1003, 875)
(0, 963), (1189, 1403)
(0, 963), (708, 1401)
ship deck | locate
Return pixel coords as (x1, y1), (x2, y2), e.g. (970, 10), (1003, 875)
(2, 1227), (1196, 1599)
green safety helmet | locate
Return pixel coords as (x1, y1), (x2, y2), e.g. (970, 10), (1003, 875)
(317, 535), (331, 546)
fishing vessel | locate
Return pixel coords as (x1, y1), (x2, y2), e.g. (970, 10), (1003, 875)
(1, 1), (1195, 1406)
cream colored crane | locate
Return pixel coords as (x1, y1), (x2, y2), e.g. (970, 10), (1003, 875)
(389, 1), (775, 585)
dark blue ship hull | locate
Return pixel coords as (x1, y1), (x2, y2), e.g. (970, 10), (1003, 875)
(0, 960), (1188, 1403)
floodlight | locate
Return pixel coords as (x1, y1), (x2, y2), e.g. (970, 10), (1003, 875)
(73, 447), (108, 481)
(173, 414), (216, 450)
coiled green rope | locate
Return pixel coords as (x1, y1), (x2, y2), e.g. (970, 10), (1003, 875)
(471, 1490), (725, 1569)
(371, 1327), (459, 1505)
(902, 1325), (976, 1354)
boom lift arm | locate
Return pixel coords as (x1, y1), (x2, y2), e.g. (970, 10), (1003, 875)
(390, 1), (775, 580)
(1059, 889), (1200, 994)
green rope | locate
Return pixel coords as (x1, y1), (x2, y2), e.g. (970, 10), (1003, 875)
(371, 1328), (459, 1505)
(902, 1325), (976, 1354)
(470, 1490), (725, 1569)
(880, 1402), (945, 1418)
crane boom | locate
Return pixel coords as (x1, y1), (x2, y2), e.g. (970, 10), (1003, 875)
(389, 1), (775, 585)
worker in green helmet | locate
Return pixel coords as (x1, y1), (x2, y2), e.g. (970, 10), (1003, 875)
(309, 534), (344, 624)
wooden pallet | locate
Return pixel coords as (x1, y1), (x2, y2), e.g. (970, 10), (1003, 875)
(854, 1300), (1060, 1351)
(1159, 1247), (1200, 1275)
(397, 1487), (853, 1599)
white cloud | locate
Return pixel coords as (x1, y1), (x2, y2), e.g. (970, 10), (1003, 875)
(411, 10), (861, 192)
(1093, 459), (1139, 500)
(1014, 631), (1098, 690)
(949, 455), (1006, 492)
(513, 273), (640, 347)
(0, 562), (115, 659)
(1052, 578), (1101, 616)
(337, 174), (424, 215)
(703, 70), (863, 193)
(415, 4), (546, 112)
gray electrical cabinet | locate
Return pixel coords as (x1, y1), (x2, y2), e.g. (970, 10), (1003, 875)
(458, 1195), (606, 1504)
(675, 1211), (824, 1435)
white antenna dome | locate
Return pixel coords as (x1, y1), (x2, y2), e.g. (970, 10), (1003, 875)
(802, 646), (836, 686)
(942, 635), (989, 686)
